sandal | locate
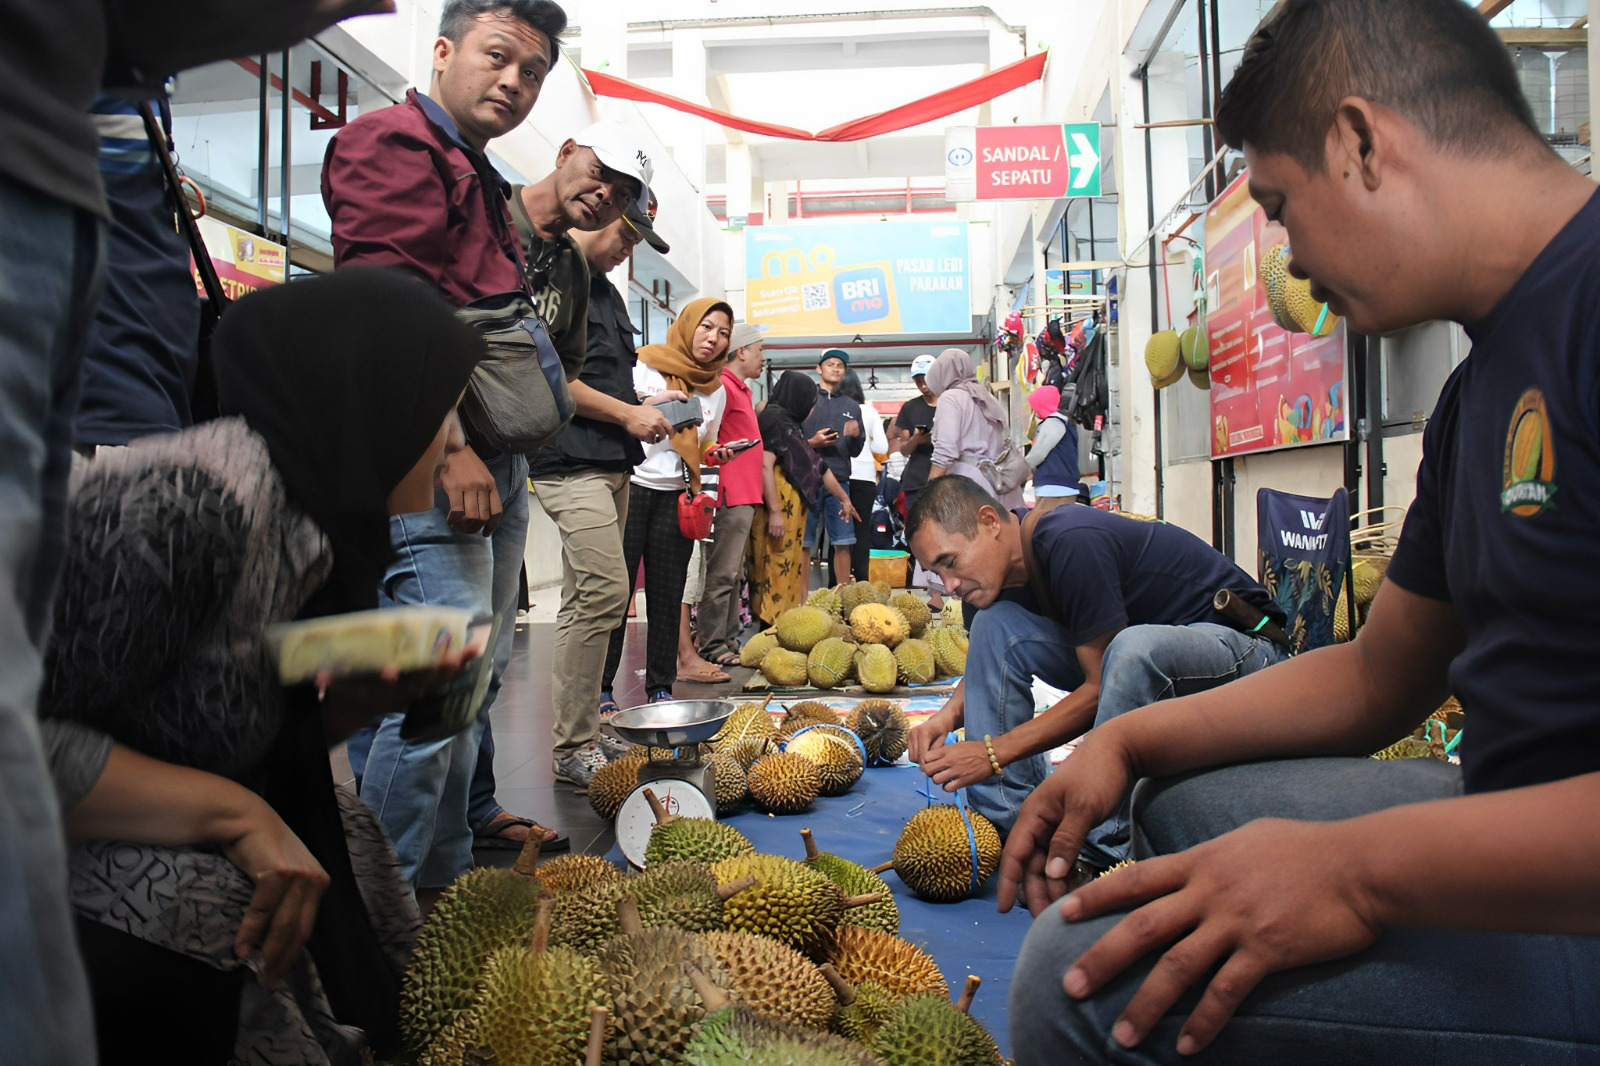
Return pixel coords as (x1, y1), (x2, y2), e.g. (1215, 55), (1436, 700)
(708, 651), (742, 669)
(599, 691), (619, 722)
(472, 813), (569, 853)
(649, 689), (675, 703)
(676, 662), (731, 684)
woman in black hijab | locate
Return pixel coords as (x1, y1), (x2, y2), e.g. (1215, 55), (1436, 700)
(750, 369), (858, 623)
(40, 269), (482, 1063)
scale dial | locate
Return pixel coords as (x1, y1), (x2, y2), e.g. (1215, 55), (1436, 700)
(615, 777), (715, 869)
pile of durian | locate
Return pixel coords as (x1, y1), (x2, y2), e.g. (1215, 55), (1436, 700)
(739, 582), (969, 693)
(397, 815), (1010, 1065)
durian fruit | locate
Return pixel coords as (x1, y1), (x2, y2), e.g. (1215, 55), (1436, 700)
(681, 969), (878, 1066)
(870, 580), (894, 601)
(774, 605), (834, 652)
(838, 579), (887, 617)
(1188, 366), (1211, 391)
(889, 592), (932, 638)
(830, 619), (854, 642)
(854, 644), (899, 693)
(881, 805), (1002, 902)
(801, 828), (898, 935)
(760, 647), (811, 687)
(739, 630), (780, 668)
(849, 603), (910, 648)
(1260, 242), (1339, 336)
(400, 867), (544, 1053)
(928, 626), (968, 677)
(700, 931), (837, 1031)
(820, 964), (897, 1047)
(625, 861), (755, 936)
(872, 977), (1003, 1066)
(1181, 325), (1210, 371)
(746, 751), (822, 814)
(595, 899), (729, 1066)
(807, 636), (857, 689)
(727, 733), (774, 771)
(710, 752), (748, 816)
(710, 700), (777, 753)
(548, 878), (628, 955)
(533, 854), (625, 894)
(710, 853), (865, 961)
(421, 899), (605, 1066)
(588, 753), (646, 820)
(1352, 556), (1387, 605)
(827, 925), (949, 1001)
(1145, 329), (1182, 388)
(806, 586), (844, 617)
(893, 639), (936, 685)
(643, 788), (756, 867)
(938, 601), (963, 627)
(1372, 736), (1445, 761)
(848, 699), (909, 765)
(1097, 859), (1135, 879)
(784, 700), (840, 727)
(783, 725), (864, 797)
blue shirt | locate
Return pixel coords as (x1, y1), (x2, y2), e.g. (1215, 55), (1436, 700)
(1388, 188), (1600, 794)
(1002, 505), (1281, 646)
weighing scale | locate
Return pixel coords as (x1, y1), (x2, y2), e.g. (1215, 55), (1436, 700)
(610, 699), (738, 868)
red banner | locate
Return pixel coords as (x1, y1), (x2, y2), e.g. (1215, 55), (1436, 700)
(582, 51), (1048, 143)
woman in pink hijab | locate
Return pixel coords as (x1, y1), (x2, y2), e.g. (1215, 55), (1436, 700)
(925, 348), (1025, 508)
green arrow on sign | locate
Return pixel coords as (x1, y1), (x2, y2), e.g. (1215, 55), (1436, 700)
(1064, 122), (1101, 196)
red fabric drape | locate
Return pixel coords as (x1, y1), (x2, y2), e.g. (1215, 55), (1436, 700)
(581, 51), (1048, 142)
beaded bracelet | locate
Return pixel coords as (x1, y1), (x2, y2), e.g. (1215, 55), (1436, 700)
(983, 734), (1003, 777)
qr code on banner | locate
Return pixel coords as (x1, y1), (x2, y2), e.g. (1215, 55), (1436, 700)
(801, 282), (831, 311)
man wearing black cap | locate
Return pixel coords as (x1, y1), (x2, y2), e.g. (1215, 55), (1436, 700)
(801, 347), (864, 583)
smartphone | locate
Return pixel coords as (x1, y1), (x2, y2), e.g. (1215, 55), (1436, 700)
(719, 438), (760, 455)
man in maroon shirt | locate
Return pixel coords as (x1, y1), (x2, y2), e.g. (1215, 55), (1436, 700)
(698, 322), (768, 667)
(321, 0), (574, 901)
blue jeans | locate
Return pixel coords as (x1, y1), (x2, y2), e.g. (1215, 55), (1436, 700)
(803, 492), (856, 548)
(962, 602), (1087, 832)
(1011, 757), (1600, 1064)
(0, 176), (104, 1064)
(347, 450), (529, 888)
(1079, 623), (1287, 867)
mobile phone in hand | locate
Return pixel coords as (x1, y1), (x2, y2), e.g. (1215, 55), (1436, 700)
(720, 438), (760, 455)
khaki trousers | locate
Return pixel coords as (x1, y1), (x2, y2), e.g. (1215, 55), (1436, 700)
(532, 469), (631, 755)
(697, 503), (757, 659)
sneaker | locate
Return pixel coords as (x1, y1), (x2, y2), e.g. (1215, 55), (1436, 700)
(552, 741), (609, 787)
(594, 732), (635, 761)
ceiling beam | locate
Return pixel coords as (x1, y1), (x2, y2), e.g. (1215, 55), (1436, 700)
(1477, 0), (1515, 17)
(1496, 26), (1588, 48)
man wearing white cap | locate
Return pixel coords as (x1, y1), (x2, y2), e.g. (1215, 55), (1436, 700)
(698, 321), (768, 667)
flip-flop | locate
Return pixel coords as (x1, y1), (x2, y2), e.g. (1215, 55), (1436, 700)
(708, 652), (741, 669)
(472, 813), (569, 853)
(599, 691), (619, 721)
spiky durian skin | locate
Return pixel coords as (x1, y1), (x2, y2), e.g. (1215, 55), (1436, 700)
(872, 993), (1004, 1066)
(711, 854), (845, 961)
(807, 637), (857, 688)
(848, 603), (910, 648)
(803, 852), (897, 934)
(684, 1005), (879, 1066)
(594, 926), (729, 1066)
(645, 817), (756, 867)
(700, 931), (837, 1031)
(760, 647), (811, 687)
(589, 755), (647, 819)
(847, 699), (909, 765)
(838, 579), (887, 618)
(739, 631), (780, 668)
(711, 703), (777, 752)
(889, 592), (932, 638)
(399, 868), (543, 1053)
(774, 606), (835, 652)
(746, 751), (822, 814)
(827, 926), (948, 1001)
(928, 626), (968, 677)
(533, 853), (626, 894)
(784, 700), (840, 725)
(710, 752), (749, 815)
(782, 725), (864, 797)
(833, 980), (898, 1045)
(548, 879), (628, 955)
(854, 644), (899, 693)
(422, 943), (604, 1066)
(890, 806), (1001, 902)
(893, 639), (936, 684)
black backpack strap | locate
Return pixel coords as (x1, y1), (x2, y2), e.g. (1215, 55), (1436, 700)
(1019, 508), (1063, 623)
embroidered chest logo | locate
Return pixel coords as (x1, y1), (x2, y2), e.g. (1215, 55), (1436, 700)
(1501, 388), (1557, 516)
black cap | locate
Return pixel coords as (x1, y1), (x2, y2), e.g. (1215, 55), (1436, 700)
(622, 189), (669, 254)
(818, 348), (849, 366)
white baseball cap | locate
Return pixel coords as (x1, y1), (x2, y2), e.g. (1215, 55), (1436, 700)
(911, 354), (936, 377)
(573, 119), (654, 198)
(729, 322), (766, 351)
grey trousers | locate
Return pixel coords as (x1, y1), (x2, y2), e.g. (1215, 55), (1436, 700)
(533, 470), (631, 755)
(1011, 757), (1600, 1064)
(697, 503), (756, 659)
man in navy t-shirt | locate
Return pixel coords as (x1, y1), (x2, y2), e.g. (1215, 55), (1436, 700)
(905, 475), (1287, 862)
(1004, 3), (1600, 1063)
